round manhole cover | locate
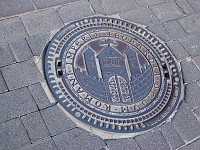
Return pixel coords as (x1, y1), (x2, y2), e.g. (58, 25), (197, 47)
(44, 16), (183, 138)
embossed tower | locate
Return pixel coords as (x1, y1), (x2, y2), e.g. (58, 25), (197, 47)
(124, 47), (141, 80)
(96, 45), (132, 103)
(83, 47), (99, 78)
(97, 45), (129, 81)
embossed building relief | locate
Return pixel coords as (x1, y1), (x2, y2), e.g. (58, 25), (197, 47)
(44, 16), (183, 138)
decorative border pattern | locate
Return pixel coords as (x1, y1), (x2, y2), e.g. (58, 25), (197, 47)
(44, 16), (183, 133)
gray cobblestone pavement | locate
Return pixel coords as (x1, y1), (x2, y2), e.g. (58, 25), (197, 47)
(0, 0), (200, 150)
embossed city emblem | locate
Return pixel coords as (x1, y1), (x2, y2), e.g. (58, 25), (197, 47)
(44, 16), (183, 138)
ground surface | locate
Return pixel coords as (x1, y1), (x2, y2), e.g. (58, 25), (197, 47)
(0, 0), (200, 150)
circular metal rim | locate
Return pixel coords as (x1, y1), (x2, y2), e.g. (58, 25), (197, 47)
(44, 16), (184, 137)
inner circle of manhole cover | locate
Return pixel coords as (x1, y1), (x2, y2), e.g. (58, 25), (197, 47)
(44, 16), (183, 138)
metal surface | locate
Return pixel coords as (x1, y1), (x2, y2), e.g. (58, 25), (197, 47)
(44, 16), (183, 134)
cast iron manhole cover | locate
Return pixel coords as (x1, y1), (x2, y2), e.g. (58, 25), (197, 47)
(44, 16), (183, 138)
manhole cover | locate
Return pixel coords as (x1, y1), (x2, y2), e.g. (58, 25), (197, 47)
(44, 16), (183, 138)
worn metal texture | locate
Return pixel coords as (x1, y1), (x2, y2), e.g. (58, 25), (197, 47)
(44, 16), (183, 138)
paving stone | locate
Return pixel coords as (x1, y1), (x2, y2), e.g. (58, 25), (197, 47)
(21, 112), (50, 142)
(0, 0), (34, 18)
(19, 137), (57, 150)
(41, 105), (76, 136)
(99, 148), (108, 150)
(0, 87), (38, 123)
(134, 0), (172, 7)
(187, 0), (200, 12)
(185, 82), (200, 109)
(89, 0), (107, 15)
(0, 17), (28, 42)
(135, 129), (170, 150)
(179, 139), (200, 150)
(159, 122), (185, 149)
(101, 0), (137, 15)
(28, 83), (52, 110)
(26, 32), (50, 56)
(150, 2), (184, 22)
(121, 7), (158, 27)
(22, 9), (63, 35)
(163, 20), (188, 39)
(180, 58), (200, 83)
(1, 59), (43, 90)
(106, 138), (140, 150)
(178, 14), (200, 34)
(9, 38), (33, 62)
(53, 128), (105, 150)
(32, 0), (71, 9)
(0, 42), (15, 67)
(0, 118), (30, 150)
(71, 0), (83, 1)
(0, 27), (7, 42)
(58, 1), (95, 23)
(172, 102), (200, 142)
(166, 40), (190, 60)
(193, 107), (200, 119)
(175, 0), (195, 14)
(193, 55), (200, 69)
(179, 34), (200, 57)
(148, 23), (171, 41)
(0, 71), (8, 94)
